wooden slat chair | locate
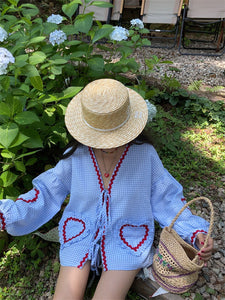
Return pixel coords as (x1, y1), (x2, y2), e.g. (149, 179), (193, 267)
(179, 0), (225, 56)
(78, 0), (123, 23)
(140, 0), (183, 48)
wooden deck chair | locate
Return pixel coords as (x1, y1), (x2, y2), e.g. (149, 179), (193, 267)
(179, 0), (225, 56)
(140, 0), (183, 48)
(78, 0), (123, 23)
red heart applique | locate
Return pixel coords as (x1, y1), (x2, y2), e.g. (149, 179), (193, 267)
(62, 217), (86, 243)
(120, 224), (149, 251)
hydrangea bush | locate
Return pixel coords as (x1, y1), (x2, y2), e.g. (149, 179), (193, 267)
(0, 0), (154, 198)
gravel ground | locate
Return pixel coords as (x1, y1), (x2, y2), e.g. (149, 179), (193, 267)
(132, 47), (225, 89)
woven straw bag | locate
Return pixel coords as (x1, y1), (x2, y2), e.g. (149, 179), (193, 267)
(152, 196), (214, 294)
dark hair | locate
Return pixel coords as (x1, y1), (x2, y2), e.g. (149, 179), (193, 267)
(61, 129), (154, 159)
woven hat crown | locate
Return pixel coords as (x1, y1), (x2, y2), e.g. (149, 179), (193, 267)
(81, 79), (130, 131)
(65, 78), (148, 148)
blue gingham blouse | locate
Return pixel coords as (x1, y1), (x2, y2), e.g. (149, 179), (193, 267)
(0, 143), (209, 272)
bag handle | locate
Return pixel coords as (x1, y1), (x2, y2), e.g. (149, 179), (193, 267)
(168, 196), (214, 251)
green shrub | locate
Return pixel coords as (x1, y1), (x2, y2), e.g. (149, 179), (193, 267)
(0, 0), (152, 198)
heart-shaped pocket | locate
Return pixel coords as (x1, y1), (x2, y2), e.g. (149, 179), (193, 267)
(120, 224), (149, 251)
(62, 217), (86, 243)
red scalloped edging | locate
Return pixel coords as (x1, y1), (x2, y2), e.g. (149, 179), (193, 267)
(119, 224), (149, 251)
(0, 212), (6, 230)
(191, 229), (207, 244)
(101, 233), (108, 271)
(16, 188), (40, 203)
(77, 252), (89, 269)
(62, 217), (86, 243)
(108, 144), (130, 195)
(89, 147), (104, 192)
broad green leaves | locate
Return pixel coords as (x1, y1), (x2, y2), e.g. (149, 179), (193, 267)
(62, 0), (82, 19)
(0, 0), (154, 198)
(74, 14), (93, 33)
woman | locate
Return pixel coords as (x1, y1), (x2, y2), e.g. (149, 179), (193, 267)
(0, 79), (213, 300)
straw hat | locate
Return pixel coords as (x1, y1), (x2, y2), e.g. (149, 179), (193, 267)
(65, 78), (148, 149)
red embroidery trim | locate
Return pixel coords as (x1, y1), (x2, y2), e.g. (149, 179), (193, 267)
(89, 147), (104, 192)
(101, 233), (108, 271)
(191, 229), (207, 244)
(77, 252), (89, 269)
(0, 212), (6, 230)
(119, 224), (149, 251)
(108, 144), (130, 195)
(16, 188), (40, 203)
(94, 228), (100, 240)
(62, 217), (86, 243)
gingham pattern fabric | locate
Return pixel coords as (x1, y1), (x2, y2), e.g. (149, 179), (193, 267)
(0, 144), (209, 272)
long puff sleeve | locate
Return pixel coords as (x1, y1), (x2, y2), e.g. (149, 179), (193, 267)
(0, 157), (71, 236)
(150, 148), (209, 246)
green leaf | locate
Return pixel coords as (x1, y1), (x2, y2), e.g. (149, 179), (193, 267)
(74, 14), (93, 34)
(23, 64), (39, 77)
(43, 22), (58, 35)
(29, 51), (47, 65)
(1, 150), (15, 159)
(15, 54), (29, 67)
(27, 36), (46, 45)
(91, 1), (113, 7)
(16, 150), (40, 160)
(0, 103), (11, 117)
(0, 171), (18, 187)
(25, 157), (38, 166)
(9, 132), (30, 148)
(56, 86), (83, 100)
(142, 38), (151, 46)
(30, 76), (43, 91)
(50, 65), (63, 75)
(21, 3), (39, 17)
(22, 130), (43, 148)
(49, 59), (68, 65)
(92, 24), (113, 43)
(87, 57), (104, 71)
(131, 34), (140, 42)
(14, 161), (26, 173)
(0, 123), (19, 149)
(66, 40), (82, 46)
(0, 76), (10, 91)
(14, 111), (40, 125)
(6, 98), (23, 118)
(62, 0), (81, 18)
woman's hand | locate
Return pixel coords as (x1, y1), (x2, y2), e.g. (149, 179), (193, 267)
(195, 233), (214, 263)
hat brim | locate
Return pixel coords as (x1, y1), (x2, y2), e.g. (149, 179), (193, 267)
(65, 88), (148, 149)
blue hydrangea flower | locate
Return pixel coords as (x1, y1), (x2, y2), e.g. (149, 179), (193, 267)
(130, 19), (144, 29)
(109, 26), (129, 41)
(49, 30), (67, 46)
(0, 47), (15, 75)
(145, 100), (157, 122)
(0, 27), (8, 42)
(47, 14), (63, 24)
